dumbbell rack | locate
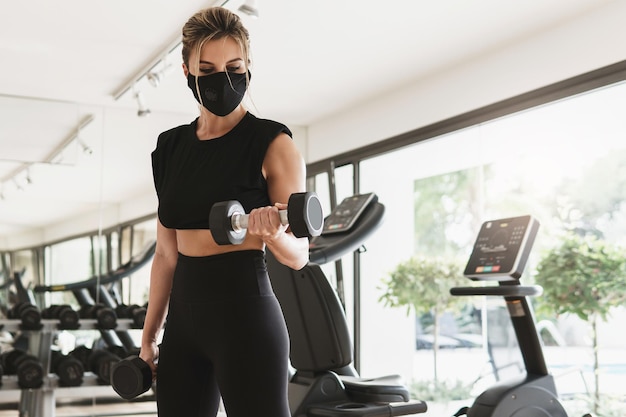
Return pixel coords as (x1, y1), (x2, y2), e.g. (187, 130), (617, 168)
(0, 318), (140, 417)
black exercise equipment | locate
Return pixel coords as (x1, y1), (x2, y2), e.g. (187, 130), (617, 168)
(88, 348), (121, 385)
(84, 286), (140, 352)
(209, 191), (324, 245)
(65, 288), (131, 354)
(450, 215), (569, 417)
(7, 301), (42, 330)
(1, 349), (45, 389)
(267, 193), (427, 417)
(10, 269), (37, 305)
(50, 349), (84, 387)
(69, 345), (121, 385)
(68, 345), (91, 369)
(308, 193), (384, 265)
(110, 355), (153, 400)
(105, 343), (134, 359)
(33, 240), (156, 293)
(115, 303), (147, 328)
(78, 303), (117, 330)
(41, 304), (80, 330)
(33, 241), (156, 354)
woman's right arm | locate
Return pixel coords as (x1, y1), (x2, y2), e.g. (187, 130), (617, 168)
(140, 219), (178, 375)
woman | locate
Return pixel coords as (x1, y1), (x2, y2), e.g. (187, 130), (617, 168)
(140, 7), (308, 417)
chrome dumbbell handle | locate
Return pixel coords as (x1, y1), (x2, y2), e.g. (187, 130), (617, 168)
(231, 210), (289, 232)
(209, 192), (323, 246)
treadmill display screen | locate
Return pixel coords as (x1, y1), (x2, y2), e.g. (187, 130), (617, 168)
(464, 215), (539, 281)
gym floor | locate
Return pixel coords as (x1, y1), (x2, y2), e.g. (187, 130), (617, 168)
(0, 398), (232, 416)
(0, 399), (158, 417)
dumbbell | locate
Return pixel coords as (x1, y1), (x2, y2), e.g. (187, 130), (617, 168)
(89, 348), (122, 384)
(42, 304), (80, 330)
(78, 303), (117, 329)
(115, 304), (147, 328)
(7, 301), (42, 330)
(0, 349), (44, 389)
(69, 345), (121, 385)
(110, 355), (153, 400)
(209, 192), (324, 245)
(50, 349), (84, 387)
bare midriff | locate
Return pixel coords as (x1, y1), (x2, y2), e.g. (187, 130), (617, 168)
(175, 229), (265, 257)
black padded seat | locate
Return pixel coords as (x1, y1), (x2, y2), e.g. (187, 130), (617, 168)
(340, 375), (409, 403)
(267, 252), (426, 416)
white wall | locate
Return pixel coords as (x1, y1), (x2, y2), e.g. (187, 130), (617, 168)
(306, 1), (626, 163)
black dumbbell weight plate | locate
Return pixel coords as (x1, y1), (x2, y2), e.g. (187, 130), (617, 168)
(52, 351), (84, 387)
(89, 349), (120, 384)
(10, 302), (42, 330)
(111, 356), (153, 400)
(69, 345), (91, 369)
(2, 350), (25, 375)
(14, 353), (44, 389)
(288, 192), (324, 238)
(57, 305), (80, 330)
(209, 200), (246, 245)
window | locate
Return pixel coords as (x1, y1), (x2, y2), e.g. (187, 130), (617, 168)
(356, 81), (626, 413)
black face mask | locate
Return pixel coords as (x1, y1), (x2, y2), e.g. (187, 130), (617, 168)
(187, 71), (251, 117)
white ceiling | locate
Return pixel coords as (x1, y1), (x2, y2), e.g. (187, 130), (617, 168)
(0, 0), (617, 247)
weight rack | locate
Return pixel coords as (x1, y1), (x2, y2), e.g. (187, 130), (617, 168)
(0, 318), (148, 417)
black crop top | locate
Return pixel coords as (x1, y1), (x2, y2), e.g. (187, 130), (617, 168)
(151, 112), (292, 229)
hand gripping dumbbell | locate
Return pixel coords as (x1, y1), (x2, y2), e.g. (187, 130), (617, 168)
(111, 355), (153, 400)
(209, 192), (324, 245)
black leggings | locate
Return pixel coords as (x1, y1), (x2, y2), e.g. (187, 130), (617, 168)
(156, 250), (290, 417)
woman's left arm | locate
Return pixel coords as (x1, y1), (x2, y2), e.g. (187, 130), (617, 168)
(250, 132), (310, 270)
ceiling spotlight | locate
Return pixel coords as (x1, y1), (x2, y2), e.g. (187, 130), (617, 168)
(146, 72), (162, 88)
(147, 61), (173, 88)
(13, 178), (24, 191)
(135, 90), (151, 117)
(238, 0), (259, 18)
(76, 138), (93, 155)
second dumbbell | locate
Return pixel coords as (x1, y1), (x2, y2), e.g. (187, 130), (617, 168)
(79, 303), (117, 329)
(51, 350), (84, 387)
(7, 302), (42, 330)
(1, 349), (44, 389)
(42, 304), (80, 330)
(110, 355), (153, 400)
(209, 192), (324, 245)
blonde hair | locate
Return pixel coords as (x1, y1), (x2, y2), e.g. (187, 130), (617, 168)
(182, 7), (251, 70)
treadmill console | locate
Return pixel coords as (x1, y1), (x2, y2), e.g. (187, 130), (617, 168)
(322, 193), (377, 235)
(464, 215), (539, 281)
(308, 193), (383, 265)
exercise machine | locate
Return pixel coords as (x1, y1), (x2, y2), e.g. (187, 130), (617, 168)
(450, 215), (569, 417)
(33, 240), (156, 353)
(267, 192), (427, 417)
